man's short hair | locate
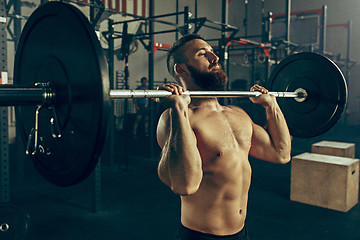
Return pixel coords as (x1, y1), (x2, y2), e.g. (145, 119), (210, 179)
(167, 34), (204, 84)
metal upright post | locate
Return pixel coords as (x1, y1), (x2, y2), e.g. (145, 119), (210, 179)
(184, 6), (189, 35)
(122, 22), (129, 170)
(285, 0), (291, 56)
(13, 0), (21, 50)
(107, 19), (115, 167)
(194, 0), (198, 32)
(207, 0), (228, 105)
(345, 20), (351, 82)
(176, 0), (179, 39)
(219, 0), (228, 65)
(220, 0), (229, 87)
(251, 48), (256, 86)
(89, 0), (95, 23)
(244, 0), (248, 37)
(344, 20), (351, 125)
(0, 0), (9, 203)
(11, 0), (25, 185)
(263, 12), (272, 81)
(319, 5), (327, 54)
(261, 0), (266, 43)
(148, 0), (155, 158)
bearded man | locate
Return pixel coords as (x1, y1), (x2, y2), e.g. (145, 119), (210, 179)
(156, 34), (291, 240)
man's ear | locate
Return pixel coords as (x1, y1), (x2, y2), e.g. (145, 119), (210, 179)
(174, 63), (188, 76)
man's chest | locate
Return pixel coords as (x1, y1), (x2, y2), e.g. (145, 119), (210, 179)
(190, 109), (253, 158)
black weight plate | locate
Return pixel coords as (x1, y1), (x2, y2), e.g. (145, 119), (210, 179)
(0, 204), (30, 240)
(267, 52), (347, 138)
(13, 2), (110, 186)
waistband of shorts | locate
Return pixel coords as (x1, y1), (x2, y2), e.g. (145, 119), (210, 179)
(179, 224), (247, 240)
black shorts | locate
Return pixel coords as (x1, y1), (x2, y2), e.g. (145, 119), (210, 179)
(178, 224), (250, 240)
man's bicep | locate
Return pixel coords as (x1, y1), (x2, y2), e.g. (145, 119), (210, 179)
(249, 123), (276, 161)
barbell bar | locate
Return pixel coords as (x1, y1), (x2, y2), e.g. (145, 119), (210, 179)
(8, 2), (347, 187)
(109, 88), (307, 102)
(0, 84), (306, 106)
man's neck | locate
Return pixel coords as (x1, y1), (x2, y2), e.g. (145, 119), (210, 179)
(183, 79), (225, 110)
(189, 97), (222, 110)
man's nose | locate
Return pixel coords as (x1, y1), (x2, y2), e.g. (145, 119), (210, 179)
(208, 51), (219, 63)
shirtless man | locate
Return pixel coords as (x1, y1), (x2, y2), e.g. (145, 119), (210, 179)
(156, 34), (291, 239)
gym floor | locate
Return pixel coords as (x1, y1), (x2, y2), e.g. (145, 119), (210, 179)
(9, 119), (360, 240)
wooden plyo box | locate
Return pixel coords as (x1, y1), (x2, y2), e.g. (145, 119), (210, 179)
(291, 153), (359, 212)
(312, 141), (355, 158)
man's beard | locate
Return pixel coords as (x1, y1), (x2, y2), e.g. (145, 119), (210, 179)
(186, 63), (228, 90)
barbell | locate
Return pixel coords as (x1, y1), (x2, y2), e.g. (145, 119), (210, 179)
(3, 2), (347, 186)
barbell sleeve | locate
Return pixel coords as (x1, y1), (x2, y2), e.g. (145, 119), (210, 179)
(0, 83), (55, 106)
(0, 86), (45, 106)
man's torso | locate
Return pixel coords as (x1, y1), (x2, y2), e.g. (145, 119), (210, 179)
(180, 104), (253, 235)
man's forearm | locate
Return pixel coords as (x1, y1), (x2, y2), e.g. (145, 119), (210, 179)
(158, 104), (202, 195)
(264, 102), (291, 162)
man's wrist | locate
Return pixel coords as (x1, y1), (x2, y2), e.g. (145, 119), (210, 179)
(263, 100), (280, 113)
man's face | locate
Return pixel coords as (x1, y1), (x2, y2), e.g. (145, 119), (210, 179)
(183, 39), (228, 90)
(141, 79), (148, 87)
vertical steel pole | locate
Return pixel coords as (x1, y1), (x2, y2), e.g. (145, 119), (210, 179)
(0, 0), (9, 203)
(219, 0), (228, 66)
(176, 0), (179, 39)
(251, 48), (256, 86)
(345, 20), (351, 125)
(244, 0), (248, 37)
(319, 5), (327, 54)
(261, 0), (266, 42)
(107, 19), (115, 167)
(345, 20), (351, 82)
(194, 0), (198, 32)
(220, 0), (229, 86)
(285, 0), (291, 56)
(89, 0), (95, 23)
(13, 0), (25, 185)
(13, 0), (21, 50)
(183, 6), (189, 35)
(263, 12), (272, 81)
(148, 0), (155, 158)
(221, 0), (230, 106)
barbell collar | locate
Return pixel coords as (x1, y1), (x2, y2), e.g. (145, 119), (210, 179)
(109, 89), (301, 99)
(0, 83), (55, 106)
